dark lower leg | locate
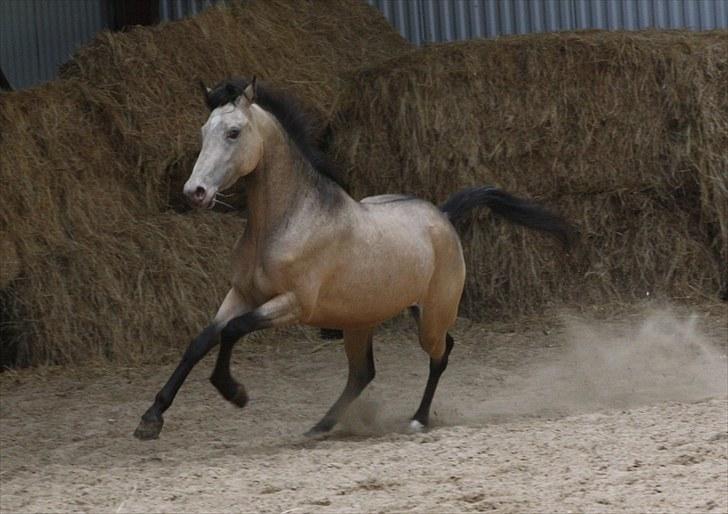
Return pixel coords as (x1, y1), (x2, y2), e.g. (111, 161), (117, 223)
(209, 311), (274, 407)
(209, 293), (299, 409)
(134, 324), (219, 440)
(412, 333), (454, 427)
(306, 335), (375, 436)
(135, 294), (296, 440)
(209, 339), (248, 407)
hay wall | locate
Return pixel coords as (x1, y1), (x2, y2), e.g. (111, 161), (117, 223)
(330, 31), (728, 319)
(0, 81), (237, 365)
(59, 0), (411, 211)
(0, 0), (410, 367)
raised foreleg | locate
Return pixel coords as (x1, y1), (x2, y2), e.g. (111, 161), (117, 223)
(133, 290), (299, 440)
(210, 292), (301, 406)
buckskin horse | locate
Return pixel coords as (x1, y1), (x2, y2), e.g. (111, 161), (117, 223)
(134, 77), (574, 440)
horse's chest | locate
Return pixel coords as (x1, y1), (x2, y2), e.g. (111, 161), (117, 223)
(249, 249), (298, 297)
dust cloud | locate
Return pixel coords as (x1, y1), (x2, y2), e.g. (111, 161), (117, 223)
(463, 308), (727, 423)
(340, 308), (727, 433)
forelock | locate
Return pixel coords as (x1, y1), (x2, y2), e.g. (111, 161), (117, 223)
(205, 78), (247, 111)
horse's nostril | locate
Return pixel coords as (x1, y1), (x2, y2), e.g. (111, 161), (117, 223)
(194, 186), (206, 200)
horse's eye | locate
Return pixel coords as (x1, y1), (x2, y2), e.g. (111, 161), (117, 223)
(226, 128), (240, 140)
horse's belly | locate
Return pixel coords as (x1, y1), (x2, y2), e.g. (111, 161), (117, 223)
(305, 247), (433, 328)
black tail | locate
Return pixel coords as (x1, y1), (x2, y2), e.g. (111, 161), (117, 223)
(441, 186), (576, 248)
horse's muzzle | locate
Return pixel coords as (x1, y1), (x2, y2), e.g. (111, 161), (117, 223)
(183, 182), (213, 209)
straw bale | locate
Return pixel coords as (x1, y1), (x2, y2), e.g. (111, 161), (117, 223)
(330, 31), (728, 317)
(60, 0), (411, 210)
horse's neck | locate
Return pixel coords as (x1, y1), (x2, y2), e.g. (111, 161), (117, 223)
(243, 130), (311, 238)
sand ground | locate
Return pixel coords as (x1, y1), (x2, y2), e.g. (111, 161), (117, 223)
(1, 303), (726, 513)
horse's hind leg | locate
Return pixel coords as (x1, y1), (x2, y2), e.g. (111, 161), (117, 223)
(410, 292), (459, 431)
(411, 328), (454, 431)
(305, 328), (375, 437)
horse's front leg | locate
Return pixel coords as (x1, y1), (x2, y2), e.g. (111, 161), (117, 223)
(209, 292), (301, 406)
(133, 288), (249, 440)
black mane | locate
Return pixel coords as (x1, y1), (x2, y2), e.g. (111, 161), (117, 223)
(204, 77), (346, 190)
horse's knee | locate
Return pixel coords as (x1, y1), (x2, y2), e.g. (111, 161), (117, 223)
(221, 310), (271, 344)
(220, 315), (251, 344)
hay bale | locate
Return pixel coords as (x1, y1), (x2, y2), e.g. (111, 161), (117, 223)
(3, 210), (241, 366)
(330, 31), (728, 318)
(0, 82), (236, 365)
(0, 238), (20, 289)
(458, 190), (719, 318)
(60, 0), (411, 210)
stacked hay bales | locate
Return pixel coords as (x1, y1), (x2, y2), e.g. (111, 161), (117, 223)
(0, 80), (240, 365)
(0, 0), (411, 367)
(60, 0), (411, 210)
(330, 31), (728, 319)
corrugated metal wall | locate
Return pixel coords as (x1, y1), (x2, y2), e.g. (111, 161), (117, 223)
(3, 0), (726, 89)
(368, 0), (728, 44)
(159, 0), (223, 21)
(1, 0), (109, 90)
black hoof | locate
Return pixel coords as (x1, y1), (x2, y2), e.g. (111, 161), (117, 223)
(303, 427), (330, 440)
(133, 417), (164, 440)
(230, 386), (248, 408)
(304, 419), (335, 439)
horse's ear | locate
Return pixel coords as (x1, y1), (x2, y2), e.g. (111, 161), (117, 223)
(243, 76), (257, 104)
(198, 80), (212, 106)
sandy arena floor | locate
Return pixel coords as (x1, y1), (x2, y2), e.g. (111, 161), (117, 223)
(1, 303), (726, 513)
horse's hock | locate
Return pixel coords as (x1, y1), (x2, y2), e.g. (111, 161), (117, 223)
(330, 30), (728, 320)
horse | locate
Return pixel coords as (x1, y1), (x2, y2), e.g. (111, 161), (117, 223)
(133, 77), (574, 440)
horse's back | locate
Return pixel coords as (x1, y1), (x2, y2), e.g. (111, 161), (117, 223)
(360, 195), (459, 245)
(360, 194), (414, 205)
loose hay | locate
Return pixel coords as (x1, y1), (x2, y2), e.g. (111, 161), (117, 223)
(330, 30), (728, 319)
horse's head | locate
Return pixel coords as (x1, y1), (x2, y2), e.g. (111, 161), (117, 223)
(184, 77), (263, 209)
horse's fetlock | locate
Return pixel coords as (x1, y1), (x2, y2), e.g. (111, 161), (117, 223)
(351, 368), (374, 386)
(209, 373), (224, 390)
(365, 367), (376, 384)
